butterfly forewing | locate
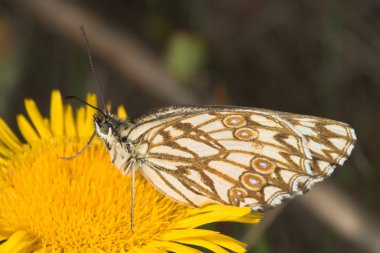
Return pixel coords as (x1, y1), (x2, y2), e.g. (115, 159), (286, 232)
(127, 106), (356, 211)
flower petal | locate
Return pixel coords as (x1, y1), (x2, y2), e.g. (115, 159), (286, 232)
(229, 216), (262, 224)
(64, 105), (76, 138)
(175, 206), (253, 229)
(50, 91), (64, 137)
(151, 241), (202, 253)
(160, 229), (219, 240)
(203, 234), (246, 253)
(175, 238), (229, 253)
(24, 99), (52, 139)
(33, 245), (46, 253)
(16, 115), (40, 144)
(0, 145), (13, 158)
(39, 246), (62, 253)
(187, 205), (248, 215)
(130, 246), (161, 253)
(0, 118), (22, 151)
(0, 223), (15, 240)
(0, 231), (39, 253)
(76, 107), (86, 138)
(117, 106), (128, 119)
(85, 94), (97, 136)
(0, 158), (8, 175)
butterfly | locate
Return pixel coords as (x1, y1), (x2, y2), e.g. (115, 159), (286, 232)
(93, 105), (356, 215)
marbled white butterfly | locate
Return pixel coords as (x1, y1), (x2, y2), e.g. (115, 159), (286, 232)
(93, 106), (356, 213)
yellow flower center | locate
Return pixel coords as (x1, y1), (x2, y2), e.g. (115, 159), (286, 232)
(0, 138), (188, 251)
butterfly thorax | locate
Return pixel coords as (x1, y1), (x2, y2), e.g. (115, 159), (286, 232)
(94, 113), (139, 173)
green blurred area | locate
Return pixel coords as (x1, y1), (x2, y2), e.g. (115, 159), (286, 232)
(165, 32), (206, 84)
(0, 15), (19, 115)
(0, 0), (379, 252)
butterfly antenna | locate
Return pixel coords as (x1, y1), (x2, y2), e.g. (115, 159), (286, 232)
(65, 95), (107, 117)
(59, 131), (96, 160)
(80, 26), (108, 114)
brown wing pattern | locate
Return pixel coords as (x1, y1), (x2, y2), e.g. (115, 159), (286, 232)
(131, 107), (356, 211)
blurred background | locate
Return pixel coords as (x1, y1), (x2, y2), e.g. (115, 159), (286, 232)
(0, 0), (379, 252)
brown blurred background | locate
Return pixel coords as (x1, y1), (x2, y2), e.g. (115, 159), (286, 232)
(0, 0), (379, 252)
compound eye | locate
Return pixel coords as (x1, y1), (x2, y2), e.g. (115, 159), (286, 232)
(100, 125), (110, 135)
(95, 121), (111, 137)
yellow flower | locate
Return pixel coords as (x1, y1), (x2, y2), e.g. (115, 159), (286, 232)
(0, 90), (262, 253)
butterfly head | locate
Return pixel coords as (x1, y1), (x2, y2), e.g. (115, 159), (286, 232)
(93, 112), (116, 139)
(94, 112), (134, 142)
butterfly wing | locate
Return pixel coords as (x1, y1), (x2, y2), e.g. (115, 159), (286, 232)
(129, 106), (356, 210)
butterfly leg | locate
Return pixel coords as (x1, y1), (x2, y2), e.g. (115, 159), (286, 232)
(122, 160), (136, 231)
(130, 160), (136, 232)
(122, 160), (133, 175)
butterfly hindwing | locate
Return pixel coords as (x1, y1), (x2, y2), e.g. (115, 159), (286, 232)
(128, 106), (356, 210)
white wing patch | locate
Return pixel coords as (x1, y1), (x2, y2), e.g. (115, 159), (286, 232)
(325, 124), (347, 135)
(283, 135), (300, 149)
(250, 114), (279, 127)
(181, 114), (215, 126)
(218, 140), (258, 152)
(199, 121), (225, 132)
(260, 145), (289, 164)
(209, 130), (233, 139)
(226, 153), (253, 167)
(257, 129), (285, 147)
(165, 126), (184, 138)
(308, 140), (328, 156)
(148, 158), (189, 170)
(139, 165), (189, 204)
(203, 171), (233, 203)
(294, 125), (318, 137)
(329, 138), (348, 149)
(263, 186), (284, 202)
(208, 160), (246, 180)
(150, 145), (194, 158)
(152, 134), (164, 144)
(175, 138), (219, 156)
